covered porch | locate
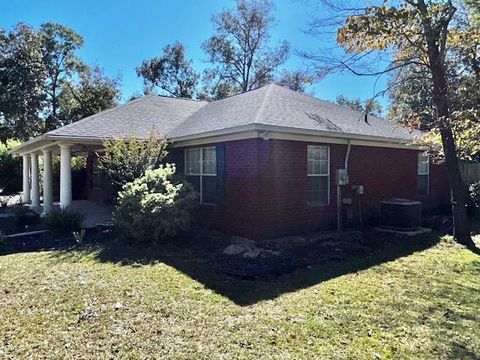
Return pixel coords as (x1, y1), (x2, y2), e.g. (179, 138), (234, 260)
(13, 136), (106, 217)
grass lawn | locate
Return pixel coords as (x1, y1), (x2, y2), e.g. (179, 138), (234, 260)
(0, 233), (479, 359)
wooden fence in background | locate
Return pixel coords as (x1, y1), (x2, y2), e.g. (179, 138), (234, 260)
(460, 161), (480, 184)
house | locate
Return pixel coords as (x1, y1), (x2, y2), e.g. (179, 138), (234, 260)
(13, 84), (450, 240)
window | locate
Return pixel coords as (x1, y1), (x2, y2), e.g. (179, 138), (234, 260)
(417, 152), (429, 196)
(307, 145), (330, 206)
(185, 146), (217, 204)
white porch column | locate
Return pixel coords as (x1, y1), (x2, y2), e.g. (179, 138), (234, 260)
(42, 149), (53, 215)
(22, 155), (31, 203)
(30, 153), (40, 208)
(59, 143), (72, 209)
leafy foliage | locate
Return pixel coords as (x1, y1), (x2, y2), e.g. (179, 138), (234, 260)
(336, 95), (383, 116)
(0, 139), (22, 195)
(201, 0), (290, 99)
(466, 0), (480, 24)
(43, 208), (84, 237)
(136, 42), (199, 98)
(275, 70), (315, 93)
(58, 65), (120, 123)
(0, 22), (120, 140)
(0, 24), (45, 141)
(113, 165), (196, 244)
(98, 130), (168, 195)
(387, 3), (480, 161)
(40, 22), (84, 131)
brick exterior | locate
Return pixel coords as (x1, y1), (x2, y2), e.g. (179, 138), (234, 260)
(191, 138), (449, 240)
(85, 138), (450, 240)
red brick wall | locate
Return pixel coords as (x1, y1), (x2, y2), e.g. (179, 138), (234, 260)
(204, 138), (449, 240)
(86, 138), (450, 240)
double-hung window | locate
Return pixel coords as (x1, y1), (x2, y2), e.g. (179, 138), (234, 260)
(417, 152), (429, 196)
(307, 145), (330, 206)
(185, 146), (217, 204)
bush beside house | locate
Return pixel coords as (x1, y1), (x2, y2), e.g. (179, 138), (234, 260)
(44, 208), (84, 237)
(113, 165), (196, 244)
(98, 130), (168, 196)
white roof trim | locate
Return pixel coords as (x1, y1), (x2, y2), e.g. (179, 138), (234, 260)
(172, 123), (422, 149)
(13, 122), (422, 155)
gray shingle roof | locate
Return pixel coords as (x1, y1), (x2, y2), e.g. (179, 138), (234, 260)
(169, 84), (418, 140)
(46, 84), (417, 142)
(47, 95), (207, 139)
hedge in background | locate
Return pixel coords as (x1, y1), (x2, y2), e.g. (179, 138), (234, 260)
(0, 139), (22, 195)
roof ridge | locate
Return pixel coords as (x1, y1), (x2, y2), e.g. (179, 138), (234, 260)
(204, 85), (270, 105)
(152, 94), (208, 103)
(254, 84), (273, 124)
(271, 84), (387, 122)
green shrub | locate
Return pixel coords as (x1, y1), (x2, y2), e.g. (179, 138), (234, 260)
(113, 164), (196, 244)
(0, 139), (22, 195)
(98, 129), (168, 195)
(44, 208), (84, 237)
(11, 205), (30, 228)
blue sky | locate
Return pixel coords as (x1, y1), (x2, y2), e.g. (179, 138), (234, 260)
(1, 0), (389, 107)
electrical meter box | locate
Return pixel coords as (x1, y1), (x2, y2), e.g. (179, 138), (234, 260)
(336, 169), (349, 185)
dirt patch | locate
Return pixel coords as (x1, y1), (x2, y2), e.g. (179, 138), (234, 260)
(213, 230), (415, 279)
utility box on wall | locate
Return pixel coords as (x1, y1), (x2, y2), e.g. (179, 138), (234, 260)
(336, 169), (349, 185)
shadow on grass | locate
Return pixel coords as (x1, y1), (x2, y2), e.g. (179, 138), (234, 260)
(449, 343), (479, 360)
(50, 231), (442, 306)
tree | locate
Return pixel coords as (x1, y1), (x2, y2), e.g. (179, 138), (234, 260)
(136, 42), (199, 98)
(40, 22), (84, 131)
(336, 95), (383, 116)
(58, 65), (120, 123)
(202, 0), (290, 99)
(0, 22), (120, 140)
(304, 0), (479, 251)
(276, 69), (315, 93)
(0, 23), (46, 141)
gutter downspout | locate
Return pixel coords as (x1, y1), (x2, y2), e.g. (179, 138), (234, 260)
(337, 140), (352, 231)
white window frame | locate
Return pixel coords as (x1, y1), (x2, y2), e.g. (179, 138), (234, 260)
(307, 145), (330, 206)
(185, 146), (217, 204)
(417, 152), (430, 196)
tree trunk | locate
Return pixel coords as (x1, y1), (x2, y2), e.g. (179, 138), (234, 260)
(439, 126), (474, 247)
(426, 41), (476, 249)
